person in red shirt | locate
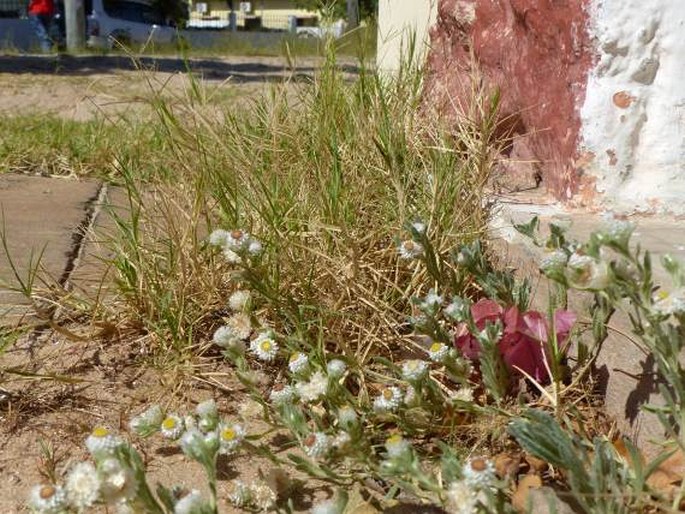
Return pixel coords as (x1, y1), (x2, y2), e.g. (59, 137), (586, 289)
(28, 0), (55, 52)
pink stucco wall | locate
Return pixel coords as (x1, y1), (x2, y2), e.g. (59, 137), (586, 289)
(425, 0), (594, 199)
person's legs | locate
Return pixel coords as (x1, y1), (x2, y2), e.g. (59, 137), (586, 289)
(28, 14), (53, 52)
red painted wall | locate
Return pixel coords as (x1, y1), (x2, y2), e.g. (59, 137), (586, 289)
(425, 0), (593, 198)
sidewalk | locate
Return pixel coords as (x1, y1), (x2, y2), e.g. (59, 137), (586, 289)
(491, 190), (685, 456)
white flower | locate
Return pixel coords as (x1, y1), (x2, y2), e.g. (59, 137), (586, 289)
(180, 428), (210, 461)
(600, 213), (635, 247)
(99, 459), (137, 503)
(29, 484), (67, 514)
(223, 248), (242, 264)
(250, 332), (279, 361)
(85, 427), (122, 460)
(129, 404), (164, 436)
(404, 385), (419, 406)
(296, 371), (328, 402)
(303, 432), (330, 459)
(65, 462), (100, 511)
(227, 313), (252, 341)
(446, 479), (479, 514)
(229, 480), (252, 507)
(427, 342), (450, 363)
(373, 386), (403, 412)
(398, 240), (424, 259)
(228, 290), (251, 312)
(332, 431), (352, 450)
(212, 325), (241, 349)
(540, 249), (568, 275)
(653, 288), (685, 316)
(444, 297), (467, 321)
(196, 399), (217, 419)
(326, 359), (347, 378)
(401, 360), (429, 382)
(311, 499), (343, 514)
(226, 229), (250, 251)
(250, 481), (277, 511)
(566, 252), (610, 290)
(196, 399), (219, 432)
(384, 434), (411, 459)
(411, 221), (426, 234)
(160, 414), (185, 440)
(208, 229), (228, 246)
(288, 352), (309, 374)
(463, 457), (496, 489)
(451, 387), (474, 403)
(174, 489), (204, 514)
(247, 238), (263, 256)
(218, 423), (245, 454)
(422, 289), (443, 309)
(269, 383), (296, 404)
(337, 406), (358, 429)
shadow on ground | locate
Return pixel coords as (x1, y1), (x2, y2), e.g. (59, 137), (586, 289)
(0, 54), (359, 83)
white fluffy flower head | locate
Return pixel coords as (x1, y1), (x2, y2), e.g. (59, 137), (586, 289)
(385, 434), (411, 459)
(288, 352), (309, 374)
(250, 332), (279, 361)
(398, 240), (424, 260)
(29, 484), (68, 514)
(208, 229), (228, 247)
(337, 406), (358, 429)
(326, 359), (347, 378)
(174, 489), (204, 514)
(303, 432), (330, 459)
(463, 457), (496, 489)
(99, 458), (138, 503)
(311, 498), (344, 514)
(373, 386), (403, 412)
(65, 462), (100, 511)
(229, 480), (252, 507)
(219, 423), (245, 455)
(228, 290), (251, 312)
(129, 404), (164, 436)
(269, 383), (296, 405)
(160, 414), (185, 440)
(401, 359), (429, 382)
(85, 426), (122, 460)
(427, 342), (450, 363)
(296, 371), (328, 402)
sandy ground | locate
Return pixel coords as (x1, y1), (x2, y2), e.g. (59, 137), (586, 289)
(0, 54), (377, 513)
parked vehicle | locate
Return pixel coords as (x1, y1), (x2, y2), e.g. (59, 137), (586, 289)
(51, 0), (176, 48)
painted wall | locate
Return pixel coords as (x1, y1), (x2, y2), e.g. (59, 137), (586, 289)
(579, 0), (685, 214)
(376, 0), (437, 72)
(382, 0), (685, 214)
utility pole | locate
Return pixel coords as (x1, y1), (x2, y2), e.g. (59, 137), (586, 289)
(64, 0), (85, 52)
(346, 0), (359, 30)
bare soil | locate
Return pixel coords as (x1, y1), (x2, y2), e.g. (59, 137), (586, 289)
(0, 54), (363, 513)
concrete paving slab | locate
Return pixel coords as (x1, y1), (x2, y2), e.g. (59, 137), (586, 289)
(490, 192), (685, 456)
(0, 174), (102, 323)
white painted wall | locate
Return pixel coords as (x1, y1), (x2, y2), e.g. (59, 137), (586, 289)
(579, 0), (685, 214)
(376, 0), (437, 72)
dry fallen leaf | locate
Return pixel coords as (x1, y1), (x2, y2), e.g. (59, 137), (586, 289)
(512, 473), (543, 513)
(524, 454), (548, 473)
(495, 452), (521, 479)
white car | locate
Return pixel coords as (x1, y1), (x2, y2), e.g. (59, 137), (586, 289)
(86, 0), (176, 48)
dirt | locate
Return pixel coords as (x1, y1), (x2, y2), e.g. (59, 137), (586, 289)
(0, 53), (357, 513)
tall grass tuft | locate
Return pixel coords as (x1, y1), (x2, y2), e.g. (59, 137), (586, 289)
(103, 43), (503, 364)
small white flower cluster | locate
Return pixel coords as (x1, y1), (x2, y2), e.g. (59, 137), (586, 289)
(160, 414), (185, 440)
(288, 352), (309, 374)
(398, 240), (424, 260)
(229, 479), (276, 512)
(566, 252), (610, 290)
(401, 359), (429, 382)
(445, 457), (496, 514)
(212, 313), (252, 351)
(326, 359), (347, 378)
(303, 432), (330, 459)
(296, 371), (329, 402)
(427, 342), (451, 363)
(653, 288), (685, 316)
(311, 498), (344, 514)
(384, 434), (411, 459)
(30, 427), (140, 514)
(269, 383), (296, 405)
(540, 249), (568, 276)
(208, 228), (263, 264)
(228, 289), (251, 312)
(218, 423), (246, 455)
(128, 404), (164, 437)
(420, 289), (443, 312)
